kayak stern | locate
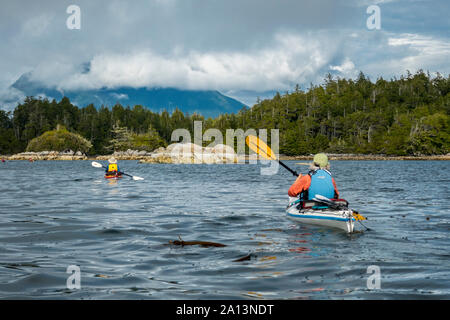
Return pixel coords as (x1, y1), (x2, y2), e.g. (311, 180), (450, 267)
(286, 205), (356, 233)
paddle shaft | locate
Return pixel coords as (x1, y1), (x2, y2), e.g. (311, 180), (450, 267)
(246, 136), (299, 177)
(279, 160), (299, 177)
(119, 172), (133, 178)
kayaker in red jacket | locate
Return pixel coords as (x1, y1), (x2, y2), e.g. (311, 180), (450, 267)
(288, 153), (339, 200)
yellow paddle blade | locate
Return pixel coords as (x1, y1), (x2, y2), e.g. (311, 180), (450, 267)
(352, 212), (367, 221)
(245, 135), (277, 160)
(295, 162), (310, 165)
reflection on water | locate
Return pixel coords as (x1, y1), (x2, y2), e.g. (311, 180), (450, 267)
(0, 160), (449, 299)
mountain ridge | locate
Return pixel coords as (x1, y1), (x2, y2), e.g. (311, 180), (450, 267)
(10, 73), (248, 118)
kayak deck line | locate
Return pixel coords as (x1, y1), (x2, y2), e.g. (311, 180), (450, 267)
(286, 212), (356, 222)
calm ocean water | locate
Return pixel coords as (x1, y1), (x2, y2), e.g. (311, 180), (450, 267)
(0, 160), (449, 299)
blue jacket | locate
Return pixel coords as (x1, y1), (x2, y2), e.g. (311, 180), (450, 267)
(307, 169), (335, 200)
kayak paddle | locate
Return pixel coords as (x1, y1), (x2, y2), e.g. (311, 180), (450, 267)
(91, 161), (144, 181)
(245, 135), (299, 177)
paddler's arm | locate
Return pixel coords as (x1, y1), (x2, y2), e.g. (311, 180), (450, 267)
(288, 174), (311, 197)
(332, 177), (339, 199)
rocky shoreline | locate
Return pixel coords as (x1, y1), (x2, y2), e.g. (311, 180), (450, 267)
(2, 145), (449, 162)
(279, 154), (450, 161)
(4, 150), (88, 161)
(1, 143), (239, 163)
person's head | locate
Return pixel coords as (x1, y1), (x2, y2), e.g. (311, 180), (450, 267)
(310, 153), (329, 170)
(108, 157), (117, 164)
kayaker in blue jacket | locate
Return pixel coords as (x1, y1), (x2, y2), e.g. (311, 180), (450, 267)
(288, 153), (339, 201)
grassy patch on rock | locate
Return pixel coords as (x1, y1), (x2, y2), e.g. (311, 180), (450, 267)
(26, 125), (92, 153)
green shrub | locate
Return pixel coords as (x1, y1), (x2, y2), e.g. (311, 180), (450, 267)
(26, 125), (92, 153)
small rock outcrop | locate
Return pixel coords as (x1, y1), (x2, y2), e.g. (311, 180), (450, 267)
(7, 151), (87, 160)
(139, 143), (238, 164)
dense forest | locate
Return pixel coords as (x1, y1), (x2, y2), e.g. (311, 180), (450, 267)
(0, 70), (449, 156)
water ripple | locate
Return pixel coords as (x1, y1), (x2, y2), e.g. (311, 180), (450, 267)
(0, 160), (449, 299)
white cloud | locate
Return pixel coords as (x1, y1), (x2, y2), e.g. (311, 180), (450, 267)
(388, 33), (450, 54)
(49, 32), (340, 93)
(0, 87), (26, 111)
(384, 33), (450, 72)
(110, 93), (129, 100)
(330, 58), (357, 77)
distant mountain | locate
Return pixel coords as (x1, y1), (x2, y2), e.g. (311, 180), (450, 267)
(11, 73), (247, 118)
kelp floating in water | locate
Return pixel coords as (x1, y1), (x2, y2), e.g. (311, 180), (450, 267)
(169, 237), (226, 248)
(233, 254), (253, 262)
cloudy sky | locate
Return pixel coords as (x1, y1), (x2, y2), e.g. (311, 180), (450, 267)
(0, 0), (449, 108)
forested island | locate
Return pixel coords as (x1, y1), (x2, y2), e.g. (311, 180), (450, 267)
(1, 70), (449, 157)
